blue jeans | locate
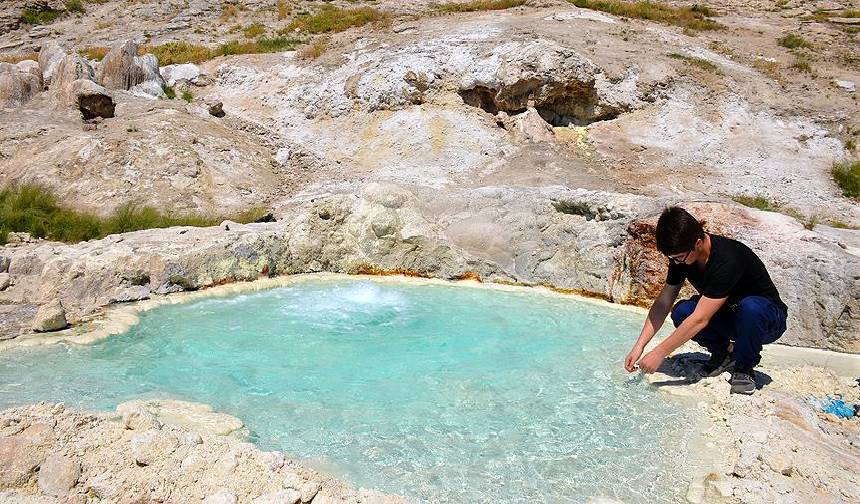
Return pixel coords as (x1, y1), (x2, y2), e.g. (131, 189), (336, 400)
(671, 296), (787, 369)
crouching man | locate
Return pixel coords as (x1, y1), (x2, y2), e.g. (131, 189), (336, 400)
(623, 206), (788, 394)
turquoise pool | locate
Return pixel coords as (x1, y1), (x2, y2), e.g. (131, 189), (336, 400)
(0, 277), (703, 502)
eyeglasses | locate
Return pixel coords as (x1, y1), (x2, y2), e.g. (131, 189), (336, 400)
(667, 250), (691, 265)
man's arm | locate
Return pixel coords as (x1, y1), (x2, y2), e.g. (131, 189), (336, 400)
(624, 283), (682, 372)
(637, 295), (726, 373)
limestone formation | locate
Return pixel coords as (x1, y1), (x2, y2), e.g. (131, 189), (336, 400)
(0, 61), (42, 107)
(38, 40), (65, 86)
(97, 40), (165, 96)
(160, 63), (203, 87)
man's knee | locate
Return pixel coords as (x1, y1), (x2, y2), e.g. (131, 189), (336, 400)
(671, 298), (698, 328)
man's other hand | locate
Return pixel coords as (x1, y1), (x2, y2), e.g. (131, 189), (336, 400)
(637, 349), (667, 374)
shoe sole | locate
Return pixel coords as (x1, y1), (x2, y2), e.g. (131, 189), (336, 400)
(730, 385), (755, 395)
(703, 360), (736, 378)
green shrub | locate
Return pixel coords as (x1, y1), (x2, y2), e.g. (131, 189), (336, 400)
(832, 160), (860, 198)
(667, 52), (721, 73)
(20, 7), (64, 25)
(568, 0), (722, 31)
(181, 90), (193, 103)
(214, 36), (301, 56)
(0, 184), (270, 245)
(778, 33), (812, 49)
(164, 86), (176, 99)
(731, 195), (780, 211)
(64, 0), (85, 14)
(435, 0), (527, 13)
(287, 5), (389, 34)
(143, 41), (213, 65)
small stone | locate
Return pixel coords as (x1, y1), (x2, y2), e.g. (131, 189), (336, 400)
(180, 454), (206, 472)
(275, 147), (291, 167)
(834, 79), (856, 93)
(206, 99), (225, 117)
(705, 477), (734, 499)
(253, 489), (301, 504)
(32, 299), (68, 332)
(130, 430), (178, 466)
(0, 255), (9, 272)
(0, 273), (10, 291)
(122, 408), (162, 431)
(37, 454), (81, 497)
(203, 490), (238, 504)
(261, 450), (285, 471)
(0, 437), (41, 486)
(300, 480), (321, 503)
(51, 403), (65, 415)
(180, 432), (203, 446)
(214, 451), (238, 475)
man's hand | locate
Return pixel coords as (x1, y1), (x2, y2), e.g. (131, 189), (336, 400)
(624, 345), (643, 373)
(637, 349), (668, 374)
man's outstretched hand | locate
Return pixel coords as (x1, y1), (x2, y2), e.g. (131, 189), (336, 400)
(624, 346), (643, 373)
(637, 349), (667, 374)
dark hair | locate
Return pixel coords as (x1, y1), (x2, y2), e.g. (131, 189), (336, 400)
(655, 206), (705, 255)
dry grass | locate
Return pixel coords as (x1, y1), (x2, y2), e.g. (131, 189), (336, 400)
(220, 3), (240, 21)
(244, 22), (266, 38)
(0, 52), (39, 64)
(287, 5), (389, 34)
(79, 46), (110, 61)
(435, 0), (527, 13)
(790, 56), (813, 74)
(142, 41), (213, 64)
(568, 0), (722, 31)
(297, 37), (329, 59)
(751, 58), (781, 80)
(277, 0), (291, 20)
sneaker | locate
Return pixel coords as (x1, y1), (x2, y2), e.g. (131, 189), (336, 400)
(730, 368), (757, 395)
(699, 349), (735, 378)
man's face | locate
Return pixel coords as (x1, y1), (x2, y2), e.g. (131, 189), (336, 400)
(667, 238), (702, 265)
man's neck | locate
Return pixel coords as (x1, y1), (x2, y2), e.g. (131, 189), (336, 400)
(695, 233), (712, 269)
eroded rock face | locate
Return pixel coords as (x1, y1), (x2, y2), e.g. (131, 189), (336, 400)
(70, 78), (115, 119)
(97, 40), (165, 96)
(0, 61), (42, 107)
(38, 40), (66, 86)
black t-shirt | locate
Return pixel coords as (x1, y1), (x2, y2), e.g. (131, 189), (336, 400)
(666, 234), (787, 312)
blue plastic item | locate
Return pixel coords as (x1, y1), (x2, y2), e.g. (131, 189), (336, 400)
(810, 395), (857, 419)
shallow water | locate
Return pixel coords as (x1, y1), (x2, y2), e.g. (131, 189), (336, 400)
(0, 278), (703, 503)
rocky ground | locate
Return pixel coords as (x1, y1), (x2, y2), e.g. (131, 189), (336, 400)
(0, 0), (858, 502)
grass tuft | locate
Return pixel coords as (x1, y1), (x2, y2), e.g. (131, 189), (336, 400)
(668, 52), (721, 73)
(0, 184), (270, 245)
(64, 0), (85, 14)
(181, 90), (193, 103)
(79, 46), (109, 61)
(142, 37), (302, 65)
(778, 33), (812, 49)
(244, 22), (266, 38)
(20, 7), (64, 25)
(568, 0), (722, 31)
(287, 5), (389, 34)
(435, 0), (527, 13)
(731, 195), (780, 212)
(164, 86), (176, 99)
(297, 37), (329, 60)
(790, 56), (813, 74)
(277, 0), (291, 20)
(832, 160), (860, 198)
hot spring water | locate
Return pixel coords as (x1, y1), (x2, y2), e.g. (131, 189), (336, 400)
(0, 277), (704, 502)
